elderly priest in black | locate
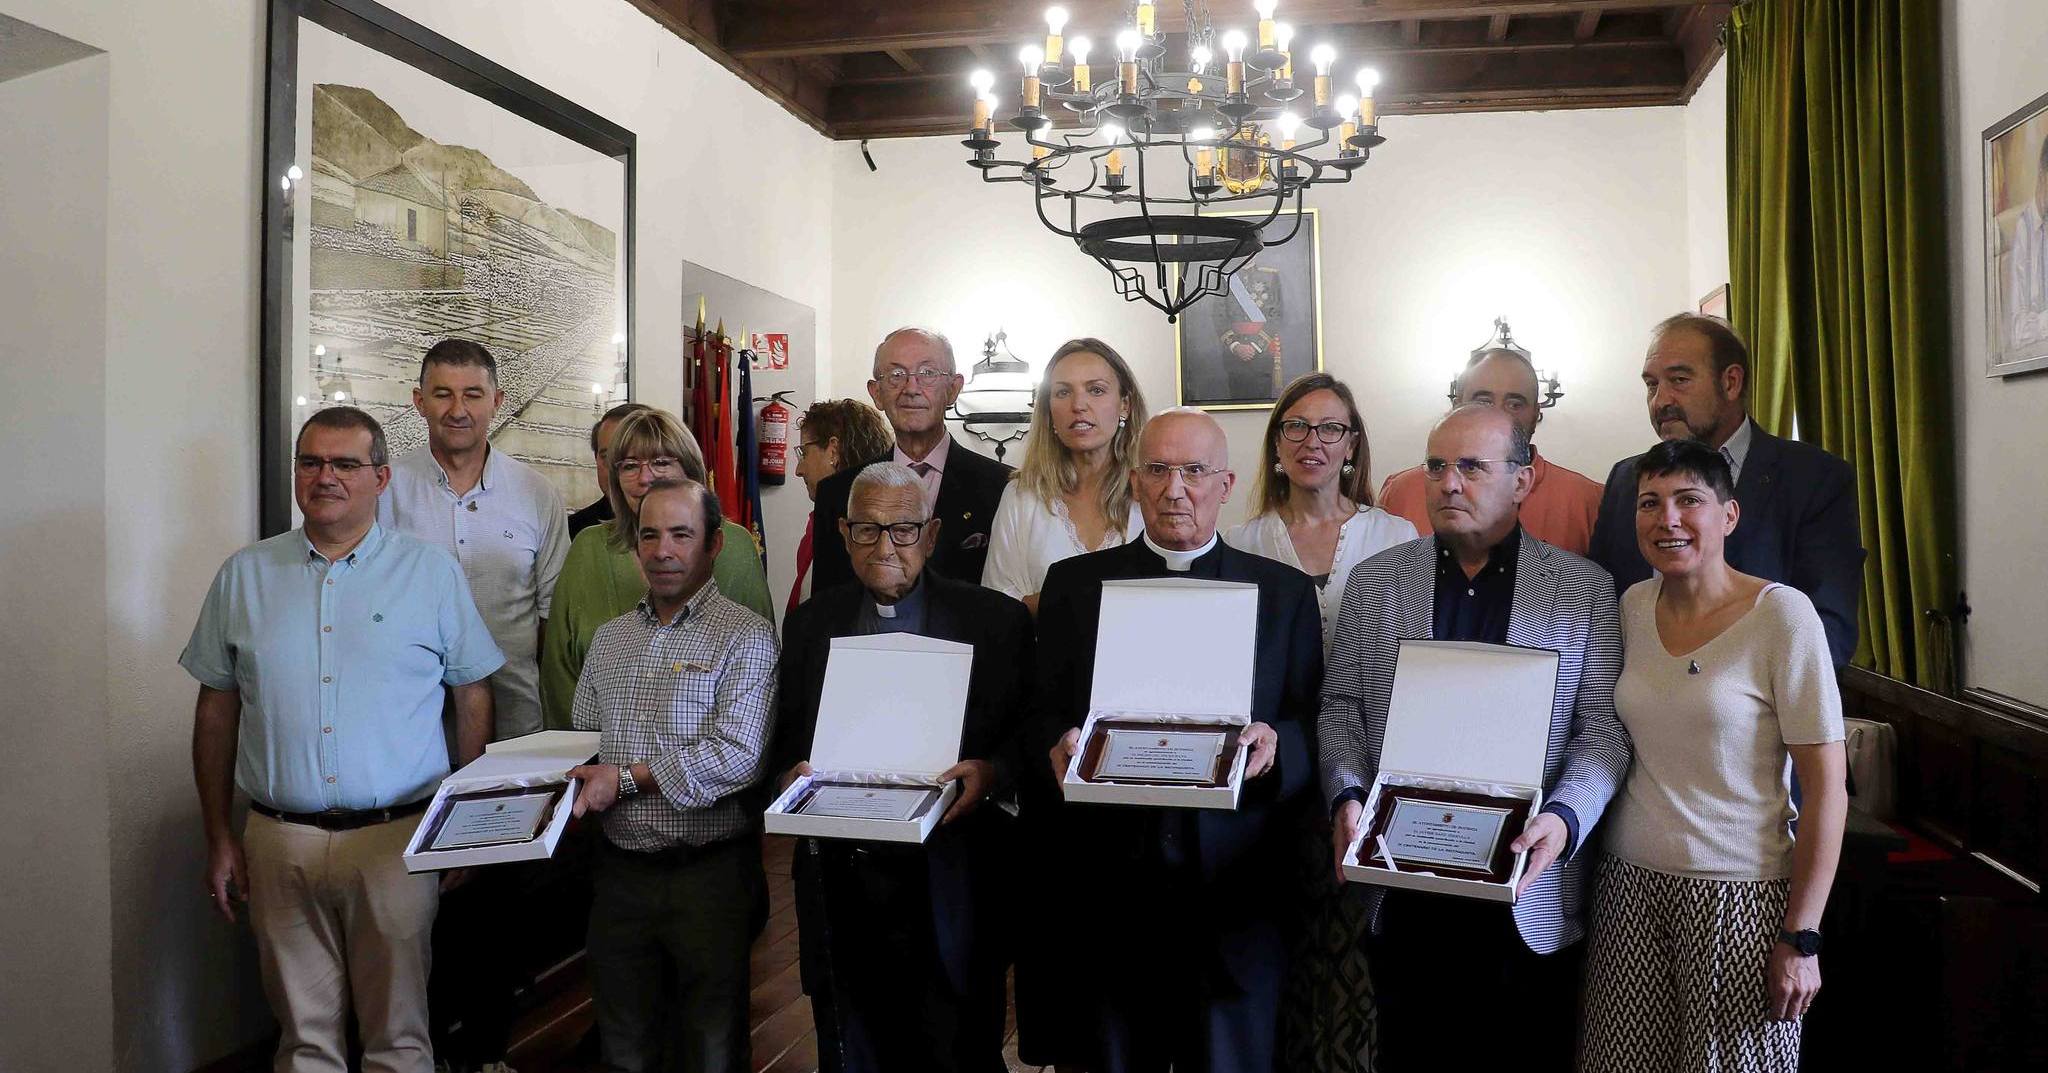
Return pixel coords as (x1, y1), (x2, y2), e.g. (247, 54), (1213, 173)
(808, 327), (1011, 596)
(1038, 408), (1324, 1073)
(772, 460), (1035, 1073)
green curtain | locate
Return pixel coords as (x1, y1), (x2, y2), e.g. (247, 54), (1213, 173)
(1726, 0), (1958, 689)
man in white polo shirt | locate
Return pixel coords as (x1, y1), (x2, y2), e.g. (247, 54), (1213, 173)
(378, 337), (569, 1073)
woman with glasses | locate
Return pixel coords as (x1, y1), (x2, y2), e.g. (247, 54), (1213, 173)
(538, 407), (776, 729)
(1579, 439), (1845, 1072)
(982, 337), (1150, 616)
(789, 399), (894, 614)
(1225, 373), (1416, 648)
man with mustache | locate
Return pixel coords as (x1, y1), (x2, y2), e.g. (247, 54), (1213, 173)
(566, 478), (779, 1073)
(1038, 408), (1323, 1073)
(183, 407), (504, 1073)
(378, 338), (570, 1072)
(1587, 314), (1864, 666)
(807, 327), (1012, 597)
(1322, 404), (1629, 1073)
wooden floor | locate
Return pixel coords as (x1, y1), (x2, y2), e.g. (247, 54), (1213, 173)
(505, 835), (1045, 1073)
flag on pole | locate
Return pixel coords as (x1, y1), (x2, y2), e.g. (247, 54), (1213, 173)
(734, 339), (766, 567)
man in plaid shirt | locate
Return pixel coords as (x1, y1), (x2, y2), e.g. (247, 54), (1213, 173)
(568, 478), (779, 1073)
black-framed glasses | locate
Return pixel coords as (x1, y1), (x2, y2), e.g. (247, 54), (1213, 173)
(873, 368), (951, 391)
(846, 519), (933, 546)
(295, 455), (374, 477)
(1138, 461), (1223, 485)
(615, 456), (682, 479)
(1278, 419), (1354, 444)
(1421, 457), (1524, 481)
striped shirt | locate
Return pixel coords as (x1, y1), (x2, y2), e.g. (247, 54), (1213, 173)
(571, 580), (779, 850)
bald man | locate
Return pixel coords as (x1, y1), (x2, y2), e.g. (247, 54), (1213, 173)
(1034, 409), (1324, 1073)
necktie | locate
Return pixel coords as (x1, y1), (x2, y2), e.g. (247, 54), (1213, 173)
(910, 462), (934, 477)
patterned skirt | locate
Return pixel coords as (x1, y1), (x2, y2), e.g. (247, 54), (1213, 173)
(1579, 856), (1802, 1073)
(1278, 802), (1378, 1072)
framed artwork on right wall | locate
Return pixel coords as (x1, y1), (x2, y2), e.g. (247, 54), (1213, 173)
(1984, 88), (2048, 377)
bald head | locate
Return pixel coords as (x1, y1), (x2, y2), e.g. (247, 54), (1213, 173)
(1133, 407), (1236, 550)
(1423, 403), (1532, 550)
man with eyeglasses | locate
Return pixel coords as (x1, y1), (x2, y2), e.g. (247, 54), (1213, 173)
(568, 402), (652, 537)
(1321, 403), (1628, 1073)
(1377, 344), (1606, 555)
(182, 407), (505, 1073)
(807, 327), (1012, 597)
(1036, 408), (1323, 1073)
(564, 477), (780, 1073)
(767, 461), (1033, 1072)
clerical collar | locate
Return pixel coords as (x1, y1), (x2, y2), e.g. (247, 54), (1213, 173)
(871, 575), (926, 619)
(1142, 531), (1218, 571)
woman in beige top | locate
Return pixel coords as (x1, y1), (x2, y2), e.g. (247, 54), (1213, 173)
(1580, 439), (1848, 1073)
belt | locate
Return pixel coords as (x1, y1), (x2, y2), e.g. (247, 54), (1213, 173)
(600, 832), (748, 868)
(251, 798), (430, 831)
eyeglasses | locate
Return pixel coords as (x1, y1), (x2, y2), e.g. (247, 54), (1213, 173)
(1278, 419), (1354, 444)
(1421, 457), (1524, 480)
(846, 519), (933, 546)
(615, 456), (682, 478)
(873, 368), (952, 391)
(295, 455), (374, 477)
(1137, 461), (1224, 486)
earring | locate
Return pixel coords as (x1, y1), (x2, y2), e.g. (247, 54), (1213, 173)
(1342, 461), (1356, 477)
(1273, 461), (1284, 474)
(1118, 416), (1127, 429)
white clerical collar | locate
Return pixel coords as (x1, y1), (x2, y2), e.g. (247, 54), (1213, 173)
(1142, 531), (1218, 571)
(874, 600), (897, 618)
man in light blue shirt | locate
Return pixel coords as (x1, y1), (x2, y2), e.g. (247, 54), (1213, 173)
(183, 407), (503, 1073)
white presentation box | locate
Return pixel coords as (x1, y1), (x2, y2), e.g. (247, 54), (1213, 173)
(764, 633), (974, 845)
(1342, 640), (1560, 904)
(1061, 578), (1259, 810)
(402, 729), (600, 873)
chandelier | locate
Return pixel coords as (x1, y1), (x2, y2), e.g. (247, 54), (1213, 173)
(1448, 316), (1567, 410)
(963, 1), (1385, 321)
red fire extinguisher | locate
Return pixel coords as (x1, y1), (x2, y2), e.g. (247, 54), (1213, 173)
(756, 391), (794, 486)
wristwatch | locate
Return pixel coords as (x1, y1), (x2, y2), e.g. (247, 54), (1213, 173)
(616, 764), (639, 798)
(1778, 928), (1822, 956)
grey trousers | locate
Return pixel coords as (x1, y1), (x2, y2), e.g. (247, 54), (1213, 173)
(587, 836), (766, 1073)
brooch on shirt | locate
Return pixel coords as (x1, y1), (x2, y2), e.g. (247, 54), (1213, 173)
(1687, 659), (1701, 675)
(670, 660), (712, 674)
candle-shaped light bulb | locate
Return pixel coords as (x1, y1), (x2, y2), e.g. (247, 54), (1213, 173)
(1044, 6), (1067, 64)
(1335, 93), (1358, 144)
(1273, 22), (1295, 80)
(1221, 29), (1247, 93)
(1192, 125), (1217, 179)
(1102, 123), (1125, 178)
(1275, 110), (1301, 149)
(1019, 45), (1044, 108)
(1355, 66), (1381, 127)
(592, 381), (606, 396)
(969, 69), (996, 130)
(1136, 1), (1156, 35)
(1310, 42), (1336, 106)
(1254, 0), (1279, 49)
(970, 68), (995, 94)
(1190, 44), (1212, 75)
(1116, 29), (1142, 92)
(1070, 37), (1092, 91)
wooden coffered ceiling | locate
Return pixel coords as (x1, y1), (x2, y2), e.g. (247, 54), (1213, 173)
(626, 0), (1730, 139)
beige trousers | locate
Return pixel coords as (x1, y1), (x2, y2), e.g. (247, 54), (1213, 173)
(243, 811), (440, 1073)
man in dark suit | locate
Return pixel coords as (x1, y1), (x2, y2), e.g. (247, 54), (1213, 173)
(808, 328), (1012, 596)
(772, 460), (1034, 1073)
(1589, 313), (1864, 665)
(1039, 408), (1323, 1073)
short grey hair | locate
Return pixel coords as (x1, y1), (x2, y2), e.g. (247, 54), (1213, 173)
(1437, 402), (1532, 466)
(873, 327), (956, 375)
(848, 461), (927, 515)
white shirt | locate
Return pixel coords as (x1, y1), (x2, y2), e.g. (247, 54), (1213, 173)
(981, 482), (1143, 599)
(1718, 417), (1756, 487)
(893, 434), (952, 516)
(1142, 531), (1216, 570)
(378, 446), (569, 739)
(1224, 504), (1418, 648)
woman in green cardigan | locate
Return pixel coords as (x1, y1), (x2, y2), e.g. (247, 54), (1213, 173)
(539, 406), (774, 728)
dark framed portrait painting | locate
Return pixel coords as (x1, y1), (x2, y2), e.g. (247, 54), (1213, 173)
(260, 0), (635, 533)
(1174, 207), (1324, 410)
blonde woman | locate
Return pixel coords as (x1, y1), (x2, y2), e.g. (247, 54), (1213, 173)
(538, 407), (774, 728)
(1225, 372), (1417, 646)
(982, 337), (1150, 615)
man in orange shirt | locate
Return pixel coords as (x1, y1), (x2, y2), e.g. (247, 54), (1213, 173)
(1379, 345), (1605, 555)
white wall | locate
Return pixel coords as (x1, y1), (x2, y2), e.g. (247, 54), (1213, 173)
(0, 50), (116, 1073)
(832, 108), (1691, 531)
(1685, 58), (1730, 304)
(0, 1), (834, 1069)
(1943, 0), (2048, 708)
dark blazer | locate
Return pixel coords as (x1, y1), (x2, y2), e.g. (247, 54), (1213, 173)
(807, 436), (1012, 597)
(771, 573), (1035, 1000)
(1588, 423), (1865, 666)
(1034, 538), (1323, 992)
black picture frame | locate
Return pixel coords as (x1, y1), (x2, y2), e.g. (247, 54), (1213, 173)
(259, 0), (636, 534)
(1173, 207), (1324, 411)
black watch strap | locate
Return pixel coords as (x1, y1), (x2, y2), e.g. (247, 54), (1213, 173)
(1778, 928), (1822, 956)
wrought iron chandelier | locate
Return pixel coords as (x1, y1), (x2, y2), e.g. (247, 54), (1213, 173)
(963, 1), (1385, 321)
(1448, 316), (1567, 410)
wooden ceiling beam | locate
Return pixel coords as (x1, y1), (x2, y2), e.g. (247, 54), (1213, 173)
(1488, 14), (1511, 42)
(626, 0), (835, 134)
(1575, 11), (1602, 40)
(884, 48), (923, 73)
(723, 0), (1704, 59)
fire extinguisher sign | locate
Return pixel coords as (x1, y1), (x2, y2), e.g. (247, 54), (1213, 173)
(748, 333), (790, 370)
